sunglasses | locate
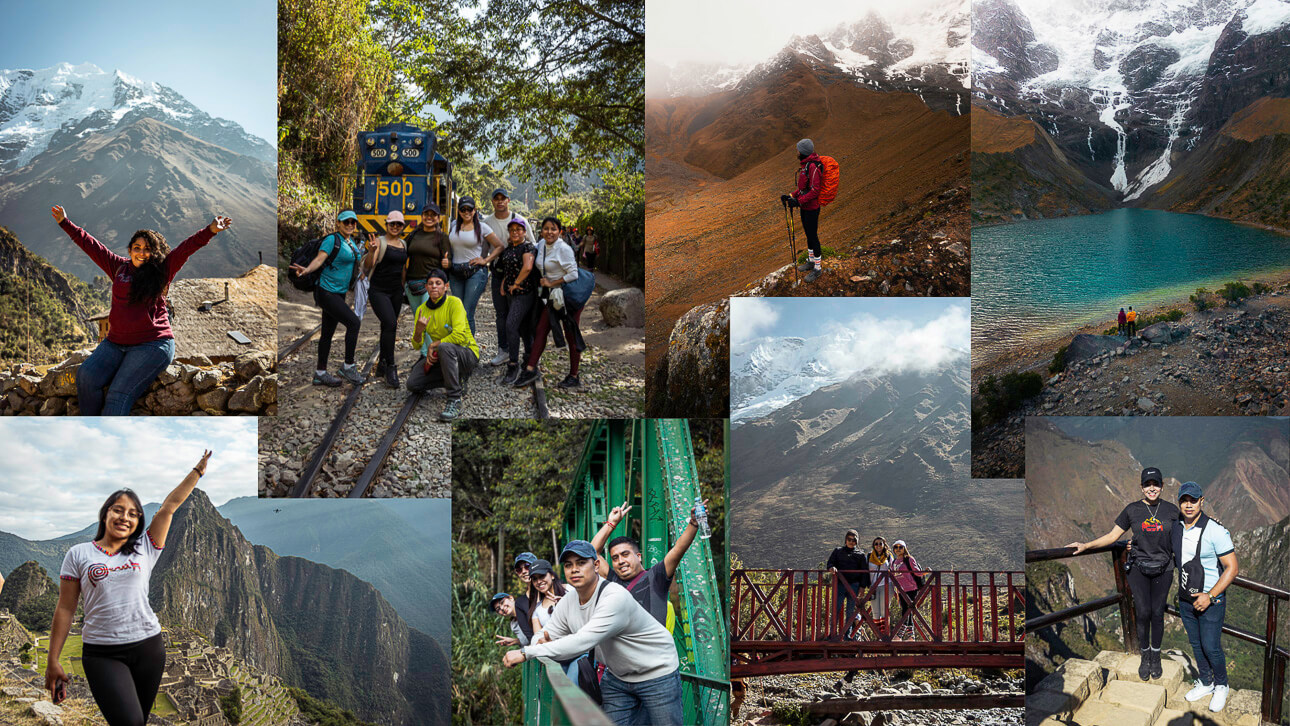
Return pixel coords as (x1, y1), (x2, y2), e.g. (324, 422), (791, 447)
(340, 219), (357, 225)
(894, 545), (906, 550)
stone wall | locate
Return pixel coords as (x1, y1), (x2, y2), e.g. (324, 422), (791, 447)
(0, 349), (276, 416)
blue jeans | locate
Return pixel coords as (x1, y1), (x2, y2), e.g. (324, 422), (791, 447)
(600, 669), (683, 726)
(404, 283), (428, 315)
(77, 338), (175, 415)
(836, 581), (861, 632)
(1180, 596), (1227, 686)
(448, 266), (487, 339)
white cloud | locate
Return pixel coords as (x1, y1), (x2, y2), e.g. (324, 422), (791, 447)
(818, 303), (970, 377)
(0, 419), (258, 541)
(730, 298), (782, 345)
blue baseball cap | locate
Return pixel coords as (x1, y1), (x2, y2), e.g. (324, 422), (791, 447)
(489, 592), (511, 612)
(1178, 482), (1204, 501)
(559, 540), (597, 563)
(513, 552), (537, 569)
(491, 188), (508, 200)
(337, 210), (358, 223)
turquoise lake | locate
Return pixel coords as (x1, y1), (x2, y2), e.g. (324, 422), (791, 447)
(971, 209), (1290, 365)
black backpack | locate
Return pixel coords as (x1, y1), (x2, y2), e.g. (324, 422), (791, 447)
(288, 233), (359, 293)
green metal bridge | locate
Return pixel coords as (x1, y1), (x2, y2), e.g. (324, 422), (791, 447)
(522, 419), (730, 725)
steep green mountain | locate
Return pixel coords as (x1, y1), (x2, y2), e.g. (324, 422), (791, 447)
(0, 561), (60, 631)
(0, 225), (108, 364)
(216, 497), (450, 649)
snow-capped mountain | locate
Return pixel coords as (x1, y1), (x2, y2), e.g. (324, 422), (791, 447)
(645, 57), (751, 99)
(973, 0), (1290, 201)
(0, 63), (273, 173)
(730, 335), (851, 423)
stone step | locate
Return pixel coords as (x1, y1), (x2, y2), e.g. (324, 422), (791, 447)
(1071, 700), (1154, 726)
(1110, 653), (1185, 694)
(1098, 679), (1168, 723)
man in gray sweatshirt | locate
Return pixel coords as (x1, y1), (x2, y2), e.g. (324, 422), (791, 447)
(503, 540), (682, 725)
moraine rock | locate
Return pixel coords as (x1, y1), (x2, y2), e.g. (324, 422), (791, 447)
(598, 288), (645, 328)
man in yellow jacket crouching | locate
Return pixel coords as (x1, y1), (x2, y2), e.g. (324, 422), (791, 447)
(409, 268), (479, 421)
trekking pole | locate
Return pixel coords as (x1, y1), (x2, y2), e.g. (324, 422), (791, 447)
(783, 200), (799, 286)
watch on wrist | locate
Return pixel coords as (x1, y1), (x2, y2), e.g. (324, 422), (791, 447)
(520, 646), (527, 660)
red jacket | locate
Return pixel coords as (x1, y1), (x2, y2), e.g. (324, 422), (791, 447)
(793, 153), (823, 211)
(60, 219), (212, 345)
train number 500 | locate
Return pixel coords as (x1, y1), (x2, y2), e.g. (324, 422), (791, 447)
(376, 180), (414, 197)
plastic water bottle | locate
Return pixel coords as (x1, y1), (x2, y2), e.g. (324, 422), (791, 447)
(694, 497), (711, 540)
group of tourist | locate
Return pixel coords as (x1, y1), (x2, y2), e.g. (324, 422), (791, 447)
(1067, 468), (1238, 713)
(287, 189), (595, 421)
(825, 531), (930, 641)
(1117, 306), (1139, 337)
(487, 500), (707, 725)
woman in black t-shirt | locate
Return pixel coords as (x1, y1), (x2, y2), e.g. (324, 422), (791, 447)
(364, 212), (412, 387)
(1067, 466), (1179, 682)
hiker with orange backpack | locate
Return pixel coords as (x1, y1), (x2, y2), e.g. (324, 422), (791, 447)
(780, 139), (837, 284)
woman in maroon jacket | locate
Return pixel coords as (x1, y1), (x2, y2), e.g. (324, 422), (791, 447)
(50, 205), (232, 415)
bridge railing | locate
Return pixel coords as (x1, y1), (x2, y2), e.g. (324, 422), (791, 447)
(521, 657), (613, 726)
(1026, 543), (1289, 724)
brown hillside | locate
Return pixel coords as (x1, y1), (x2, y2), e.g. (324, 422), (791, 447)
(1219, 96), (1290, 142)
(971, 106), (1037, 153)
(646, 84), (968, 370)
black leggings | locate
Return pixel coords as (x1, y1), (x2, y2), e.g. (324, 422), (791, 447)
(497, 291), (535, 366)
(82, 633), (166, 726)
(800, 207), (821, 258)
(1127, 566), (1171, 650)
(369, 285), (405, 365)
(315, 287), (361, 370)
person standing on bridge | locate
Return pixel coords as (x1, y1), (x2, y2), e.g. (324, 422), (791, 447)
(363, 211), (410, 388)
(1067, 466), (1178, 681)
(1174, 482), (1238, 713)
(827, 529), (869, 640)
(503, 540), (684, 726)
(50, 205), (233, 413)
(490, 593), (532, 647)
(47, 450), (212, 726)
(891, 540), (929, 640)
(448, 196), (503, 347)
(482, 188), (536, 367)
(588, 500), (706, 630)
(868, 536), (894, 635)
(408, 269), (479, 421)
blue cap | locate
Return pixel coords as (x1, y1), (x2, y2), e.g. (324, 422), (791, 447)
(337, 210), (358, 222)
(1178, 481), (1204, 501)
(489, 592), (510, 612)
(513, 552), (537, 569)
(559, 540), (597, 563)
(491, 188), (508, 200)
(423, 203), (441, 216)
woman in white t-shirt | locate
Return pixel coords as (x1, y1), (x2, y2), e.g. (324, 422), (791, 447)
(447, 196), (503, 343)
(512, 218), (584, 390)
(46, 450), (212, 725)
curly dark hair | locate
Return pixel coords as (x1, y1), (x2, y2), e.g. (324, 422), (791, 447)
(126, 230), (171, 304)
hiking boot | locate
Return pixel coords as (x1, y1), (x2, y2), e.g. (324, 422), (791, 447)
(488, 349), (509, 366)
(313, 371), (343, 387)
(1149, 650), (1162, 679)
(804, 267), (823, 284)
(796, 260), (814, 272)
(338, 364), (364, 385)
(512, 368), (539, 388)
(384, 362), (399, 388)
(556, 374), (581, 389)
(499, 364), (519, 385)
(1138, 651), (1151, 681)
(439, 398), (462, 421)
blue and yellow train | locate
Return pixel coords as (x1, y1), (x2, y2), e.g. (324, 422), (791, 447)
(345, 122), (454, 235)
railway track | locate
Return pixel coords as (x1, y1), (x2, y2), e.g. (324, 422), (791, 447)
(275, 325), (548, 498)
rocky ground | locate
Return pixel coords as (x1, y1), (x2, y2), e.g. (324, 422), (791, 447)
(972, 287), (1290, 478)
(1, 664), (104, 726)
(260, 278), (643, 497)
(735, 669), (1023, 726)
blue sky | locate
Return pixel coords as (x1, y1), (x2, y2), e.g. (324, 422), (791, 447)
(0, 418), (258, 540)
(0, 0), (276, 144)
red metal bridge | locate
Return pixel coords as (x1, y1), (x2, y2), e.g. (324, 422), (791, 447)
(731, 568), (1026, 677)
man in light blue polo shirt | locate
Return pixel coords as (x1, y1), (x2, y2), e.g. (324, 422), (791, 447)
(1172, 481), (1239, 713)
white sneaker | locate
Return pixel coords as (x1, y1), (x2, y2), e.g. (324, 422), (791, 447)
(1185, 682), (1214, 702)
(1209, 685), (1229, 712)
(488, 350), (509, 366)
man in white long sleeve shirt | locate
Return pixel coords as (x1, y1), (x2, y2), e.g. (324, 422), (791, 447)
(503, 540), (683, 725)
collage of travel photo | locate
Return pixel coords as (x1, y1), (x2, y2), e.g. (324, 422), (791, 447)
(0, 0), (1285, 725)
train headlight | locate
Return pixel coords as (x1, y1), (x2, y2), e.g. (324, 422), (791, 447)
(364, 202), (373, 211)
(406, 202), (415, 211)
(366, 137), (374, 147)
(414, 137), (422, 146)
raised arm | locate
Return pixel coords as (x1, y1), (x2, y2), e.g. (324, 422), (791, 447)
(147, 450), (211, 548)
(163, 217), (227, 281)
(591, 502), (631, 578)
(1067, 524), (1127, 555)
(45, 577), (80, 697)
(52, 205), (128, 274)
(663, 500), (704, 579)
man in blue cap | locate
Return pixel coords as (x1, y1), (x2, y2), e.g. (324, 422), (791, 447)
(502, 540), (683, 725)
(489, 593), (531, 647)
(482, 188), (535, 366)
(1174, 481), (1239, 714)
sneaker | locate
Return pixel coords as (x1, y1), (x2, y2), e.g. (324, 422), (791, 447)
(384, 362), (399, 388)
(488, 350), (509, 366)
(796, 260), (814, 272)
(1138, 651), (1151, 681)
(1149, 650), (1162, 679)
(556, 374), (581, 389)
(512, 368), (539, 387)
(439, 398), (462, 421)
(338, 364), (364, 385)
(804, 267), (823, 284)
(1209, 685), (1228, 712)
(313, 371), (343, 387)
(499, 364), (519, 385)
(1185, 682), (1215, 702)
